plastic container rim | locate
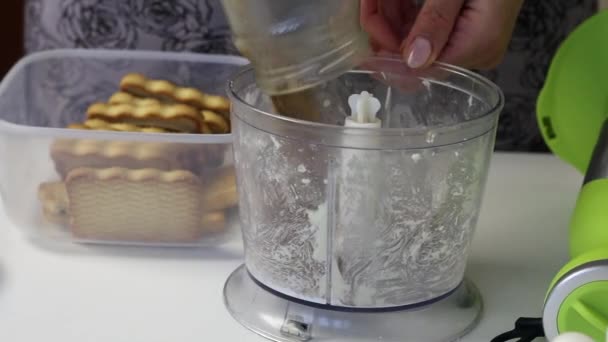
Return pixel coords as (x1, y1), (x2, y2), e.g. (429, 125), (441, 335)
(227, 57), (504, 142)
(0, 48), (250, 144)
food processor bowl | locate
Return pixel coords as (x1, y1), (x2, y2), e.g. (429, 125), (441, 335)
(225, 57), (503, 341)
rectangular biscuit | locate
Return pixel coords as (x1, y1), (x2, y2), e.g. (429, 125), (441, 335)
(49, 139), (222, 179)
(37, 181), (69, 225)
(37, 175), (227, 241)
(200, 211), (226, 234)
(86, 102), (206, 133)
(69, 118), (172, 133)
(65, 167), (205, 243)
(201, 110), (230, 134)
(202, 166), (238, 212)
(107, 92), (161, 107)
(105, 92), (228, 134)
(51, 139), (182, 178)
(120, 73), (231, 114)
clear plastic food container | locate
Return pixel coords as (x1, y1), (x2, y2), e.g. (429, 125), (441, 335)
(0, 49), (248, 247)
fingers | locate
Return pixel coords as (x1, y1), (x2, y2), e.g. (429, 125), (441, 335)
(361, 0), (401, 51)
(380, 0), (418, 39)
(437, 0), (524, 70)
(402, 0), (465, 69)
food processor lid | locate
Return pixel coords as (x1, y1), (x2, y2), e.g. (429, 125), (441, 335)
(537, 11), (608, 174)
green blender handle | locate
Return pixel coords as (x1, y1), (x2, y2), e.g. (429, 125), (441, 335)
(542, 120), (608, 341)
(570, 121), (608, 258)
(537, 10), (608, 341)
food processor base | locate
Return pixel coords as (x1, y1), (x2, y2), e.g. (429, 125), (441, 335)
(224, 265), (483, 342)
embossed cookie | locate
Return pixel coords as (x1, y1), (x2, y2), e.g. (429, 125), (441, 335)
(106, 92), (228, 133)
(86, 102), (207, 133)
(202, 166), (238, 212)
(37, 181), (69, 225)
(120, 73), (231, 114)
(107, 92), (161, 107)
(200, 210), (226, 234)
(201, 110), (230, 134)
(50, 139), (210, 179)
(68, 119), (171, 133)
(65, 167), (205, 243)
(37, 174), (228, 241)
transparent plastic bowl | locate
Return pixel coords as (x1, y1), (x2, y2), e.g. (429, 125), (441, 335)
(229, 57), (503, 308)
(0, 49), (248, 247)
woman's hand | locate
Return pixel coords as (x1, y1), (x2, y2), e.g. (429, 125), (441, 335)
(360, 0), (524, 70)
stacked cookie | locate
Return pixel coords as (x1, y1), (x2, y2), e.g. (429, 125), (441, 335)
(72, 73), (230, 134)
(37, 74), (237, 244)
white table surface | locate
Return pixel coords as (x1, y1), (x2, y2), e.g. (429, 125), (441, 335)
(0, 152), (582, 342)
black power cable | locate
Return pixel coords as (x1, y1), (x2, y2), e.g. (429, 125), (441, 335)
(491, 317), (546, 342)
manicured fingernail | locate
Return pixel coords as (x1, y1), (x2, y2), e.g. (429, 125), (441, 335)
(407, 37), (432, 68)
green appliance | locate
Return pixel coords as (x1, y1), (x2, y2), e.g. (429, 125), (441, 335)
(537, 10), (608, 342)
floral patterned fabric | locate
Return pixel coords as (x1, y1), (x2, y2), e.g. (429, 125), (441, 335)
(24, 0), (237, 54)
(480, 0), (597, 152)
(24, 0), (598, 151)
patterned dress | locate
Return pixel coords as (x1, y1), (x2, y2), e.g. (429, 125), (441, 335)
(24, 0), (598, 152)
(24, 0), (237, 54)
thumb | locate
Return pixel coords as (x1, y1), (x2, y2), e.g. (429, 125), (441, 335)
(402, 0), (464, 69)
